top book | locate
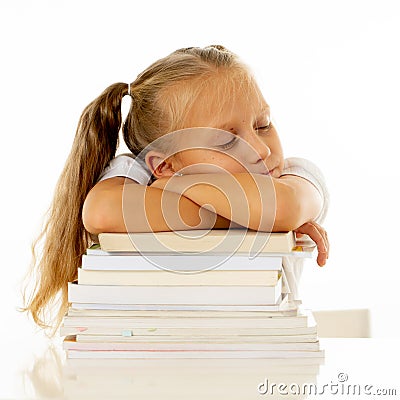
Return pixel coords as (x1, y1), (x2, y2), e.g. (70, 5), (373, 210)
(98, 230), (297, 254)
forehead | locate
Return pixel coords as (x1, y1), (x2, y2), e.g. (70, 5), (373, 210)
(184, 73), (268, 128)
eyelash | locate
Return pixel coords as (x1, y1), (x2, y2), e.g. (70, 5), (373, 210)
(218, 136), (239, 150)
(256, 121), (272, 133)
(217, 120), (272, 150)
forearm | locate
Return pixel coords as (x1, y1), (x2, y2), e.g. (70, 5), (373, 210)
(83, 179), (231, 234)
(152, 173), (322, 232)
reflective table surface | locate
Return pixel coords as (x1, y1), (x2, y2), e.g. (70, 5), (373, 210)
(2, 331), (399, 399)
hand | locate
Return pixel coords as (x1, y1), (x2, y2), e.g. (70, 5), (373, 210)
(294, 221), (329, 267)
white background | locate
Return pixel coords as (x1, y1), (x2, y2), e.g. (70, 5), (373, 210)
(1, 0), (399, 343)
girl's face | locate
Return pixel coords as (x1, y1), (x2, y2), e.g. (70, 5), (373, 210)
(148, 76), (285, 179)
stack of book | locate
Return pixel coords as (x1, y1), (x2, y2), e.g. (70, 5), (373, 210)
(61, 229), (323, 359)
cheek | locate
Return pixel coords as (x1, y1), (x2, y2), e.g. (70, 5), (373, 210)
(213, 153), (247, 172)
(178, 150), (245, 173)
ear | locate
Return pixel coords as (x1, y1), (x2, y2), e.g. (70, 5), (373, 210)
(145, 151), (176, 179)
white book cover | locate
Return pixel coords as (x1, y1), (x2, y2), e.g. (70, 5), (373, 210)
(77, 268), (280, 286)
(67, 277), (282, 306)
(66, 303), (298, 318)
(69, 293), (296, 312)
(81, 253), (283, 272)
(98, 230), (297, 254)
(61, 307), (313, 331)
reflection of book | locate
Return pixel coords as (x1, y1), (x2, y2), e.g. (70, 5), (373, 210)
(77, 268), (280, 286)
(63, 335), (320, 351)
(67, 277), (282, 305)
(62, 356), (321, 397)
(98, 230), (296, 253)
(64, 345), (324, 359)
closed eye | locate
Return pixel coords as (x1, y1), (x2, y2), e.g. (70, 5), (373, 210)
(217, 136), (239, 150)
(256, 121), (272, 133)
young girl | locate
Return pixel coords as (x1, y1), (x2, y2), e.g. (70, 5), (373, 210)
(23, 45), (329, 332)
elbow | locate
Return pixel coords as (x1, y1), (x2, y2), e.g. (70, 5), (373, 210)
(82, 190), (124, 234)
(274, 198), (302, 231)
(270, 183), (303, 232)
(82, 197), (108, 235)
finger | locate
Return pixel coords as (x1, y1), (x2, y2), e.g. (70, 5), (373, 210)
(298, 222), (328, 267)
(312, 224), (329, 266)
(322, 230), (329, 259)
(316, 225), (329, 260)
(305, 221), (330, 262)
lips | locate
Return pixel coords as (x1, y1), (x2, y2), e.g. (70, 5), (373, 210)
(260, 167), (275, 176)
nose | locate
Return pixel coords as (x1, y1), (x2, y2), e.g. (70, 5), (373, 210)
(243, 130), (271, 163)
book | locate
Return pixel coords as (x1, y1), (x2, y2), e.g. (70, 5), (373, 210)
(61, 307), (312, 331)
(63, 335), (320, 351)
(60, 314), (316, 337)
(74, 333), (318, 343)
(81, 252), (283, 271)
(69, 292), (293, 311)
(67, 277), (282, 306)
(98, 230), (296, 254)
(77, 268), (280, 286)
(60, 325), (317, 337)
(66, 305), (298, 318)
(60, 324), (317, 337)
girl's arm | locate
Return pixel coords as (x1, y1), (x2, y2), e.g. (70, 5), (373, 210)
(150, 173), (323, 232)
(83, 172), (323, 234)
(82, 177), (232, 234)
(83, 173), (328, 265)
(150, 172), (329, 266)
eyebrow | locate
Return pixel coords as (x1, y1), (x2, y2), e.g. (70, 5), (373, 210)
(217, 106), (271, 131)
(258, 106), (271, 117)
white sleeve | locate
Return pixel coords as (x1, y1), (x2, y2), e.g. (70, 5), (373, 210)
(97, 154), (153, 185)
(280, 157), (329, 302)
(281, 157), (329, 224)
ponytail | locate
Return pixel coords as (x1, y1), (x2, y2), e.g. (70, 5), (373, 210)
(22, 45), (251, 334)
(22, 82), (128, 334)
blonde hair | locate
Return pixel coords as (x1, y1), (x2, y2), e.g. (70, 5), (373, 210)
(22, 45), (257, 333)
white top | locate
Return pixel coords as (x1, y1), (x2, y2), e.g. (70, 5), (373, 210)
(98, 153), (153, 185)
